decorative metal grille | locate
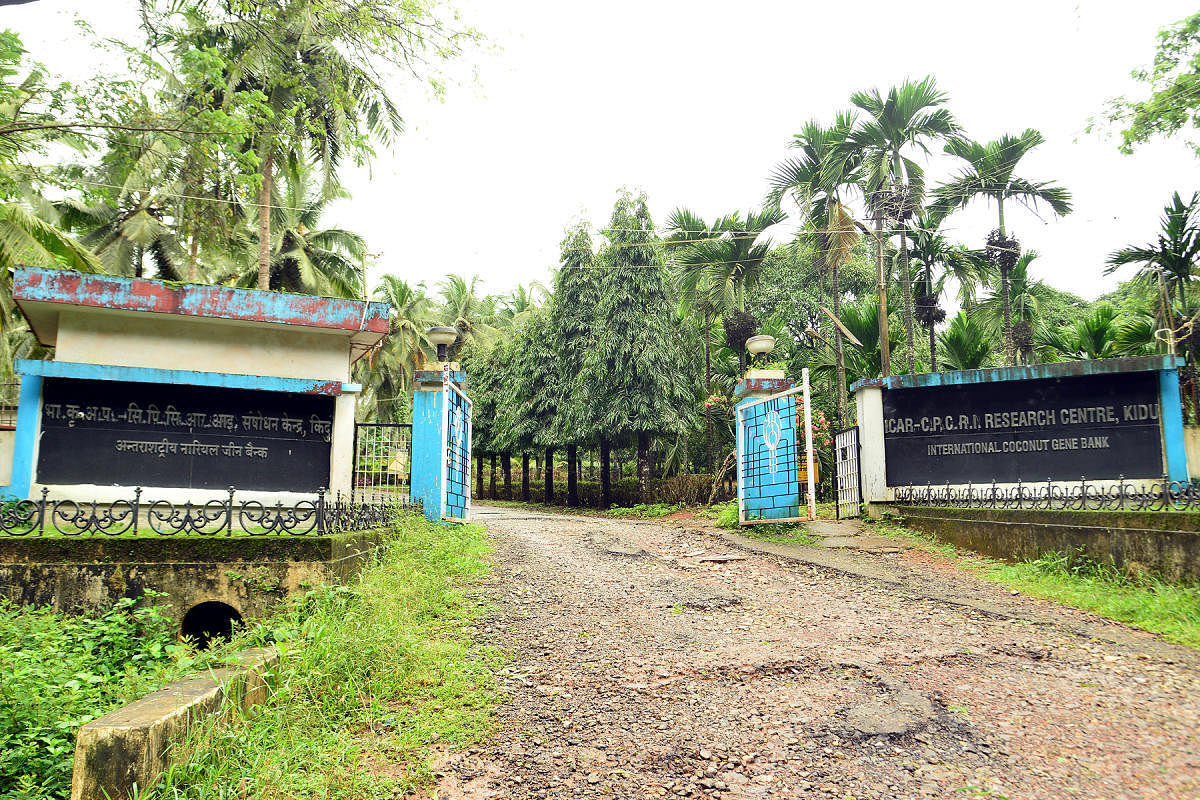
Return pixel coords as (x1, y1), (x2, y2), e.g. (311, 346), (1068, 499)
(0, 487), (411, 536)
(442, 379), (472, 522)
(352, 423), (412, 503)
(834, 426), (862, 519)
(736, 391), (801, 523)
(891, 475), (1200, 512)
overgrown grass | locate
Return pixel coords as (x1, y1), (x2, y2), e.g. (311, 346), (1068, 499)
(151, 510), (501, 798)
(708, 500), (817, 545)
(868, 515), (1200, 649)
(605, 503), (680, 519)
(0, 595), (236, 800)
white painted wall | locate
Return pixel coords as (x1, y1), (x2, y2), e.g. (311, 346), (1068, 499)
(329, 392), (357, 498)
(0, 429), (14, 486)
(28, 308), (362, 504)
(55, 310), (351, 382)
(855, 386), (888, 507)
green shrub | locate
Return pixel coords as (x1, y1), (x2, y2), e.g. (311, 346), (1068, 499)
(0, 596), (194, 800)
(714, 501), (739, 530)
(607, 503), (679, 519)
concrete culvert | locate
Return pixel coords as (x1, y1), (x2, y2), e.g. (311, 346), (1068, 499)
(181, 601), (242, 649)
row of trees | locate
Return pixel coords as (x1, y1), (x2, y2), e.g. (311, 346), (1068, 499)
(2, 5), (1199, 505)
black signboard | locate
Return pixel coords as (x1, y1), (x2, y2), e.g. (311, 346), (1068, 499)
(883, 370), (1164, 486)
(36, 378), (334, 491)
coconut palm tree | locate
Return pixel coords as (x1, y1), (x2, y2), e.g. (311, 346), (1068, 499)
(768, 112), (861, 425)
(1105, 191), (1200, 350)
(437, 274), (499, 358)
(810, 296), (903, 388)
(355, 275), (432, 422)
(932, 129), (1072, 365)
(937, 312), (992, 371)
(496, 282), (547, 327)
(151, 2), (404, 290)
(848, 76), (960, 375)
(219, 164), (366, 297)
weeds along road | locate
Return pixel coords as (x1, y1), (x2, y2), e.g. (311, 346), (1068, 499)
(433, 505), (1200, 800)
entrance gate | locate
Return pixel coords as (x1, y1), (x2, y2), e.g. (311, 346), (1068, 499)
(834, 426), (862, 519)
(352, 423), (412, 503)
(441, 376), (473, 522)
(735, 369), (817, 525)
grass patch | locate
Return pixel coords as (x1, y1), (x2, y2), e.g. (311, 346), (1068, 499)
(150, 509), (501, 798)
(867, 515), (1200, 649)
(605, 503), (680, 519)
(708, 500), (817, 545)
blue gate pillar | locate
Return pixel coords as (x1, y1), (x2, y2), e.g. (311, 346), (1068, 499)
(410, 368), (466, 522)
(735, 369), (799, 523)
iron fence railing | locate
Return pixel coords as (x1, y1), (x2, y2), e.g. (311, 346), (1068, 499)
(0, 487), (414, 537)
(891, 475), (1200, 512)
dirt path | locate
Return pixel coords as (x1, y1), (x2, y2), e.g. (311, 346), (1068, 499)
(433, 505), (1200, 800)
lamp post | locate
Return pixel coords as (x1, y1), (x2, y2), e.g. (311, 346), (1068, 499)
(427, 326), (458, 364)
(745, 334), (776, 368)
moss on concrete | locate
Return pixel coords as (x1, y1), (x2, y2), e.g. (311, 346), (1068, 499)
(0, 528), (392, 565)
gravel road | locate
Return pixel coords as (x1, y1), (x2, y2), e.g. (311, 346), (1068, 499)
(432, 505), (1200, 800)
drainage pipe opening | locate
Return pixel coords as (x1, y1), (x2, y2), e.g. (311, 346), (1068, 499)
(181, 601), (242, 649)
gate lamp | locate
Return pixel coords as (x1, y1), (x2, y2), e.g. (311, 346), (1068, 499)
(427, 326), (458, 363)
(746, 335), (776, 364)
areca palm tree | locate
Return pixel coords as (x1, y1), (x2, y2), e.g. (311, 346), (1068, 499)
(932, 129), (1072, 365)
(973, 251), (1053, 364)
(848, 76), (960, 375)
(906, 212), (988, 370)
(768, 113), (861, 425)
(673, 207), (785, 315)
(1105, 191), (1200, 350)
(670, 206), (784, 372)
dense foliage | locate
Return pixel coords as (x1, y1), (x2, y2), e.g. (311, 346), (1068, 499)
(0, 596), (191, 800)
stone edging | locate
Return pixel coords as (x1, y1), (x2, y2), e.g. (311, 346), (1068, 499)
(70, 645), (281, 800)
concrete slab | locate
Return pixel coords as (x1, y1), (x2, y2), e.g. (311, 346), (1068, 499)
(70, 646), (280, 800)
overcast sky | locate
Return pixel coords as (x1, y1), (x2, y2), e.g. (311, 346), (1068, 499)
(7, 0), (1200, 303)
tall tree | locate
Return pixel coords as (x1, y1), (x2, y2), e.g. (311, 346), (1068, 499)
(972, 251), (1057, 365)
(932, 129), (1072, 365)
(1100, 11), (1200, 159)
(905, 212), (986, 371)
(140, 0), (476, 290)
(665, 208), (723, 474)
(849, 76), (960, 375)
(769, 113), (860, 424)
(582, 190), (699, 503)
(355, 274), (430, 422)
(548, 222), (603, 505)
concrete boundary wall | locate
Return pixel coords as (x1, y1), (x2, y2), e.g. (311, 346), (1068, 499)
(0, 529), (390, 623)
(881, 505), (1200, 583)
